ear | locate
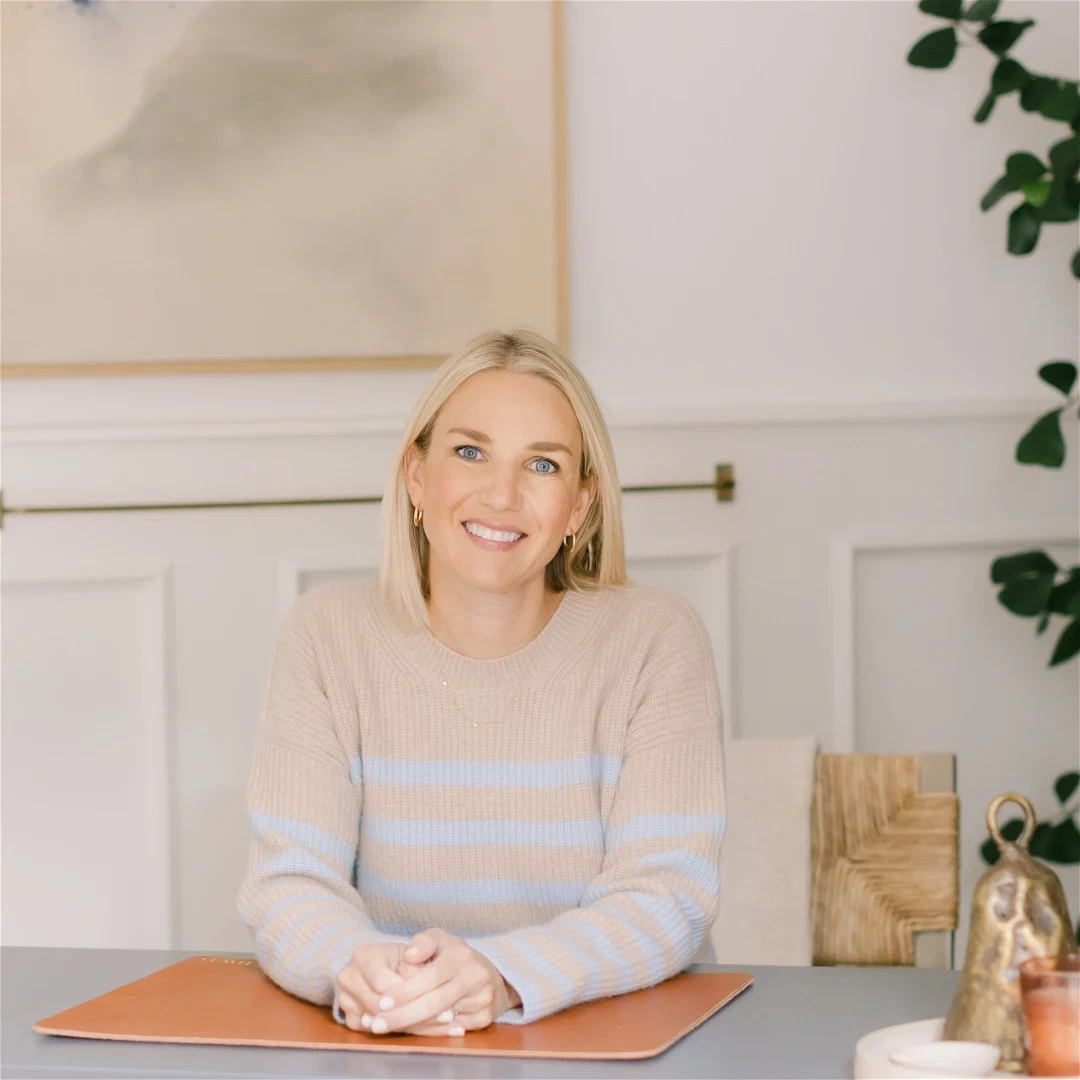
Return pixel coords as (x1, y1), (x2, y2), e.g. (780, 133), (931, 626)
(403, 443), (424, 506)
(569, 474), (597, 535)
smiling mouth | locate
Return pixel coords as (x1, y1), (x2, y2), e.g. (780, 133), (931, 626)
(462, 521), (526, 545)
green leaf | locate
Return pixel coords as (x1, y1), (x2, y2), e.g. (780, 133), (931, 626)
(964, 0), (1001, 20)
(1022, 179), (1053, 207)
(1036, 612), (1051, 635)
(1006, 152), (1047, 184)
(991, 57), (1029, 94)
(1050, 619), (1080, 665)
(1020, 76), (1055, 112)
(920, 0), (964, 17)
(909, 27), (958, 68)
(999, 573), (1056, 616)
(1016, 408), (1065, 466)
(991, 550), (1058, 583)
(1049, 572), (1080, 617)
(1049, 135), (1080, 175)
(1007, 202), (1041, 254)
(978, 19), (1035, 54)
(1037, 175), (1080, 224)
(1040, 81), (1080, 124)
(1034, 818), (1080, 863)
(981, 173), (1018, 210)
(1073, 250), (1080, 279)
(1039, 361), (1078, 396)
(1056, 771), (1080, 804)
(974, 90), (997, 123)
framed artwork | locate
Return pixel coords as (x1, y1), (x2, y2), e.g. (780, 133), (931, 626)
(1, 0), (566, 377)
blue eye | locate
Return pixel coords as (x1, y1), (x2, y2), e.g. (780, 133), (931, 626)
(532, 459), (558, 474)
(455, 445), (482, 461)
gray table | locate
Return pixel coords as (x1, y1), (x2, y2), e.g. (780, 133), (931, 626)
(1, 947), (958, 1079)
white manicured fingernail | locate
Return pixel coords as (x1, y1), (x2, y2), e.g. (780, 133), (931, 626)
(371, 1017), (388, 1034)
(378, 995), (394, 1010)
(437, 1010), (454, 1023)
(449, 1025), (465, 1037)
(360, 1013), (372, 1029)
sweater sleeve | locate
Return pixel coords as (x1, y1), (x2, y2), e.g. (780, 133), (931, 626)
(235, 598), (406, 1021)
(466, 596), (727, 1024)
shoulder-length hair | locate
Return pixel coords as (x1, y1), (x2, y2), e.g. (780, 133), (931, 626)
(377, 329), (627, 630)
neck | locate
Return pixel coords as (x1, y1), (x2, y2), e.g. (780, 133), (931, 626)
(426, 569), (563, 660)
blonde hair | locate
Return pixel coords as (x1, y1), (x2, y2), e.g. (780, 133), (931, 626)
(377, 329), (627, 630)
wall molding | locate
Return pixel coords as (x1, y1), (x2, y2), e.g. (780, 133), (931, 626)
(1, 398), (1054, 447)
(0, 561), (178, 949)
(830, 530), (1078, 754)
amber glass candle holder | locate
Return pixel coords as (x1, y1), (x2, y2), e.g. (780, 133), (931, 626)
(1020, 954), (1080, 1078)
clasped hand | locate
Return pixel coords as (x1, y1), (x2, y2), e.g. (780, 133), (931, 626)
(335, 928), (520, 1037)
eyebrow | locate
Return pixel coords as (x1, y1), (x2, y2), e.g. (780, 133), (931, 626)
(444, 427), (574, 456)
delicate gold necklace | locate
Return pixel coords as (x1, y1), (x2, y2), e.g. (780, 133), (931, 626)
(433, 594), (560, 725)
(440, 678), (522, 727)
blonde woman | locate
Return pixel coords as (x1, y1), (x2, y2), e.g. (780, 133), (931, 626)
(237, 330), (726, 1037)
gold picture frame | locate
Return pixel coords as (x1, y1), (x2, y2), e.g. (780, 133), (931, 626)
(1, 0), (567, 379)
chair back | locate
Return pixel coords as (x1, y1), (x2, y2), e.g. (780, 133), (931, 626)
(810, 753), (958, 969)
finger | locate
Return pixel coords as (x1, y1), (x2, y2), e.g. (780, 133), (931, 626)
(370, 979), (468, 1034)
(403, 930), (440, 965)
(337, 961), (404, 1016)
(450, 983), (496, 1015)
(395, 958), (427, 980)
(375, 953), (458, 1010)
(399, 1020), (468, 1038)
(335, 971), (382, 1019)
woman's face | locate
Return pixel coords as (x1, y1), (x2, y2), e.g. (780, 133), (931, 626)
(405, 370), (595, 597)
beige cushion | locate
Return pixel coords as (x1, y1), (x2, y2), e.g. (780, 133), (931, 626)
(699, 735), (818, 967)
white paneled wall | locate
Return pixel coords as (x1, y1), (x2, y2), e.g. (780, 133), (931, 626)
(2, 407), (1076, 957)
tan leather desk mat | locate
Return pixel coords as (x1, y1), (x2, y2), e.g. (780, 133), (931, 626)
(33, 956), (753, 1060)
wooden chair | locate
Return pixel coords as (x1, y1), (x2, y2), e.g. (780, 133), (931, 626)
(810, 753), (959, 969)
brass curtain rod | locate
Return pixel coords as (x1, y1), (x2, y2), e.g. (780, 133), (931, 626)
(0, 465), (735, 528)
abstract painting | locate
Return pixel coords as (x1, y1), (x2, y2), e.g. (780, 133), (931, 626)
(1, 0), (564, 375)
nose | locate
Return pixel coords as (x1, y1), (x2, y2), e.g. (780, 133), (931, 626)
(479, 462), (523, 511)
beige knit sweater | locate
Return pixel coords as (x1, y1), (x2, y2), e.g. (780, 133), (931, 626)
(237, 579), (726, 1025)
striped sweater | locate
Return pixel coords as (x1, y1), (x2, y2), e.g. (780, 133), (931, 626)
(236, 579), (726, 1025)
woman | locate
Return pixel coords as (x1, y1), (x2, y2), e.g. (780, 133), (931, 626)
(237, 330), (726, 1037)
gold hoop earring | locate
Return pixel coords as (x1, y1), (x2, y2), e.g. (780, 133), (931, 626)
(413, 505), (423, 527)
(563, 532), (576, 552)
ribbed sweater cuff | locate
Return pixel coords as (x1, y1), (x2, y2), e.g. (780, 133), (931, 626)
(466, 938), (542, 1025)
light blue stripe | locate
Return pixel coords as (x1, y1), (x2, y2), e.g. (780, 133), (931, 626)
(240, 888), (362, 931)
(268, 904), (352, 975)
(634, 850), (721, 896)
(466, 938), (543, 1025)
(287, 917), (369, 992)
(580, 879), (708, 938)
(534, 928), (607, 1000)
(588, 901), (668, 984)
(250, 811), (356, 871)
(507, 936), (577, 1008)
(348, 756), (363, 785)
(361, 753), (621, 789)
(626, 891), (699, 955)
(358, 868), (587, 908)
(255, 849), (345, 884)
(360, 817), (605, 848)
(553, 919), (637, 994)
(374, 919), (497, 938)
(606, 812), (726, 851)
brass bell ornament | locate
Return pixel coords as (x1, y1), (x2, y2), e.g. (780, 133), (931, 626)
(944, 792), (1078, 1072)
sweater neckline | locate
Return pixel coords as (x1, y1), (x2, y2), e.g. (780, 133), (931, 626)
(378, 587), (602, 695)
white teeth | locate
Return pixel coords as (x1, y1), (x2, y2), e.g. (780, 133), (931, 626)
(465, 522), (523, 543)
